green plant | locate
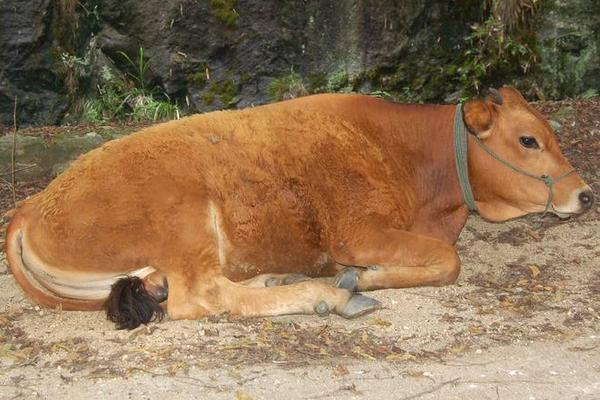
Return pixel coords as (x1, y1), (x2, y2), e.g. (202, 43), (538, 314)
(453, 14), (538, 98)
(326, 71), (352, 92)
(209, 0), (239, 27)
(81, 49), (181, 123)
(577, 88), (599, 100)
(268, 70), (308, 101)
(128, 92), (181, 121)
(367, 90), (394, 100)
(118, 47), (150, 92)
(57, 52), (88, 101)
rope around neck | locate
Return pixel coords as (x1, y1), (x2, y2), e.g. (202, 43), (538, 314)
(453, 104), (576, 215)
(453, 104), (477, 211)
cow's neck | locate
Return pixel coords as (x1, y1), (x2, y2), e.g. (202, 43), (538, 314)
(383, 103), (470, 244)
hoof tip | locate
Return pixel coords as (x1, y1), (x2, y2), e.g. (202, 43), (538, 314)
(314, 301), (330, 316)
(339, 294), (381, 319)
(334, 267), (360, 292)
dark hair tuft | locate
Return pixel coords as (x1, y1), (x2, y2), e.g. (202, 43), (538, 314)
(103, 276), (165, 330)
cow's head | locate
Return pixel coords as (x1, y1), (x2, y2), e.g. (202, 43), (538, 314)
(463, 86), (593, 221)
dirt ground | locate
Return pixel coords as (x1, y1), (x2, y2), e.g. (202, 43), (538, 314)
(0, 101), (598, 399)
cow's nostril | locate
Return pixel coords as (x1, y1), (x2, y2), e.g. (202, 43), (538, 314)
(578, 190), (594, 208)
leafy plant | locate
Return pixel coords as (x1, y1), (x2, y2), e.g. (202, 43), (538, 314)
(118, 47), (150, 92)
(81, 49), (180, 123)
(455, 16), (538, 97)
(57, 52), (88, 101)
(268, 70), (308, 101)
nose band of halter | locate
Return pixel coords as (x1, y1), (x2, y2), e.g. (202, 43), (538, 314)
(453, 104), (576, 215)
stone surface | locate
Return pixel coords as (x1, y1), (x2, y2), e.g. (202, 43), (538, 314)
(0, 1), (476, 125)
(1, 1), (599, 126)
(0, 133), (113, 180)
(0, 0), (68, 127)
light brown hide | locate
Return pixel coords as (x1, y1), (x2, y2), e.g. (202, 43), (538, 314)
(4, 88), (590, 320)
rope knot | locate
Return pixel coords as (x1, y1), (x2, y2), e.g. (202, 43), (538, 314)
(541, 175), (554, 187)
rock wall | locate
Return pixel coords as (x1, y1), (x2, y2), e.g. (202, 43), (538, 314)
(0, 0), (68, 126)
(0, 0), (598, 126)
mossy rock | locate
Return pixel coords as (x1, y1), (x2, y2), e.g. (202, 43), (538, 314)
(0, 133), (118, 180)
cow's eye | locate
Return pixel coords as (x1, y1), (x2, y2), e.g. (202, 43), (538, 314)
(519, 136), (539, 149)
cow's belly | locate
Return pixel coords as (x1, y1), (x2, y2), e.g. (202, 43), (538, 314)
(214, 197), (338, 281)
(222, 249), (337, 282)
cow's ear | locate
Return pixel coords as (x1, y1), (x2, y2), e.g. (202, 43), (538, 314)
(462, 99), (497, 139)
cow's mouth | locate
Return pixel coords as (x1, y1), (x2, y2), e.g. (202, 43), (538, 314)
(550, 206), (577, 220)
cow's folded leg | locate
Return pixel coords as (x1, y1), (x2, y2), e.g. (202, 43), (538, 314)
(332, 228), (461, 291)
(239, 273), (310, 288)
(166, 273), (380, 319)
(142, 270), (168, 302)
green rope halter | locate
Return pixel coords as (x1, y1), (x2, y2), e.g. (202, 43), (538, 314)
(453, 104), (576, 215)
(453, 104), (477, 211)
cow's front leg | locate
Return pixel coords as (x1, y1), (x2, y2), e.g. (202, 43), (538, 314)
(332, 228), (461, 291)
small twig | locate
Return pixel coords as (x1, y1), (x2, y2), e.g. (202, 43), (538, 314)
(0, 164), (36, 177)
(568, 344), (598, 352)
(11, 96), (18, 206)
(398, 378), (460, 400)
(441, 360), (496, 367)
(402, 291), (443, 300)
(461, 379), (553, 385)
(0, 175), (12, 186)
(126, 367), (222, 390)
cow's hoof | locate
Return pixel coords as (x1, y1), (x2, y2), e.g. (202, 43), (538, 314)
(265, 277), (282, 287)
(334, 267), (360, 292)
(314, 301), (330, 316)
(265, 274), (309, 287)
(283, 273), (309, 285)
(338, 294), (381, 319)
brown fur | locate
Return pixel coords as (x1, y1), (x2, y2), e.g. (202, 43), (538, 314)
(4, 88), (591, 327)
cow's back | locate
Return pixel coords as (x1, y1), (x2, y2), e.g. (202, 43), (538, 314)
(21, 96), (417, 277)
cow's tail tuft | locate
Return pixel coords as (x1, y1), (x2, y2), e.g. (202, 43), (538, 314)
(104, 276), (165, 330)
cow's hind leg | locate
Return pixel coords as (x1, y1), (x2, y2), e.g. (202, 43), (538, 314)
(167, 273), (380, 321)
(239, 273), (310, 288)
(332, 228), (461, 291)
(162, 247), (381, 322)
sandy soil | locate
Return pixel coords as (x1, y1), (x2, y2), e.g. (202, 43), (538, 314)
(0, 101), (598, 399)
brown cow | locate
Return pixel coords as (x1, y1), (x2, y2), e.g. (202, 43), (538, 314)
(4, 87), (593, 329)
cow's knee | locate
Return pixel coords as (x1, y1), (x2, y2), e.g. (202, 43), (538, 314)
(433, 248), (461, 285)
(143, 270), (168, 302)
(165, 277), (212, 320)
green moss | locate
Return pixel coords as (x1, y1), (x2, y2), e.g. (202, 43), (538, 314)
(217, 79), (237, 105)
(307, 73), (327, 93)
(239, 72), (251, 85)
(202, 79), (238, 106)
(187, 71), (208, 88)
(209, 0), (239, 27)
(202, 92), (215, 105)
(268, 71), (308, 101)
